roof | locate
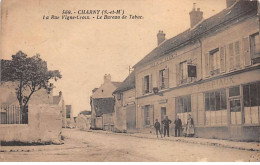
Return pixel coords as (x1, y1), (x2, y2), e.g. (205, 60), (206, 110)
(111, 82), (122, 88)
(92, 98), (115, 116)
(133, 0), (257, 68)
(113, 71), (135, 94)
(53, 96), (61, 104)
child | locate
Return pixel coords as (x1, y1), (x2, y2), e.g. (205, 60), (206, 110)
(154, 119), (162, 138)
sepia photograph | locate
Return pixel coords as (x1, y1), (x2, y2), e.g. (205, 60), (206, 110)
(0, 0), (259, 162)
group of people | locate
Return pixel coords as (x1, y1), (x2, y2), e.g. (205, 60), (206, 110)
(154, 114), (194, 138)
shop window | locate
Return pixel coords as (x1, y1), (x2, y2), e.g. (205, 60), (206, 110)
(209, 48), (220, 75)
(250, 32), (260, 63)
(144, 105), (150, 126)
(205, 89), (227, 111)
(243, 82), (260, 124)
(159, 68), (169, 89)
(204, 89), (227, 126)
(176, 95), (191, 125)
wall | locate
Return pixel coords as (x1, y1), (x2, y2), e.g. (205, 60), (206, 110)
(202, 15), (259, 78)
(0, 104), (62, 143)
(76, 114), (91, 131)
(0, 82), (53, 105)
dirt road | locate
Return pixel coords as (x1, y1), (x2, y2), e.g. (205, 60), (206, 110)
(0, 129), (258, 162)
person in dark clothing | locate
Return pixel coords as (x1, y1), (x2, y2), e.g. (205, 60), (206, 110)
(154, 119), (162, 138)
(174, 115), (182, 137)
(162, 116), (172, 137)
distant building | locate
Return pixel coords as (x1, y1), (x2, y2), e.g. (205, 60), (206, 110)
(76, 110), (91, 130)
(53, 91), (66, 128)
(90, 74), (121, 130)
(113, 71), (136, 132)
(66, 105), (75, 128)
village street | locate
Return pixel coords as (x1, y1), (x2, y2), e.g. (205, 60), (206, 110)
(0, 128), (258, 162)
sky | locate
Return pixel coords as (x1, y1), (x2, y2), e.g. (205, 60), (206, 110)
(1, 0), (226, 117)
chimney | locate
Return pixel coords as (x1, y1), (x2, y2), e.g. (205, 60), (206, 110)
(226, 0), (236, 8)
(59, 91), (62, 97)
(189, 3), (203, 28)
(157, 30), (166, 46)
(104, 74), (111, 83)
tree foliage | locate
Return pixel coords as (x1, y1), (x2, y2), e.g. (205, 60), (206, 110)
(1, 51), (62, 110)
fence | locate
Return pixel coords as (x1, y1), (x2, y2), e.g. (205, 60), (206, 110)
(0, 105), (28, 124)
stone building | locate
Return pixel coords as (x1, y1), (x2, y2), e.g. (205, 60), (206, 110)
(113, 71), (136, 132)
(133, 0), (260, 141)
(90, 74), (121, 130)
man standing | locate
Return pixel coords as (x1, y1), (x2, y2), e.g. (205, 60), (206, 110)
(154, 119), (162, 138)
(162, 116), (171, 137)
(174, 115), (182, 137)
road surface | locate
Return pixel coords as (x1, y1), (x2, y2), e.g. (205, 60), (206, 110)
(0, 129), (258, 162)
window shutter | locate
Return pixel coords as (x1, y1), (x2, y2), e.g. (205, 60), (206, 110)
(159, 70), (162, 88)
(149, 74), (153, 93)
(220, 46), (226, 73)
(150, 105), (154, 125)
(165, 68), (169, 88)
(234, 41), (241, 68)
(176, 64), (180, 85)
(204, 52), (210, 77)
(228, 43), (234, 70)
(142, 77), (144, 95)
(141, 106), (145, 127)
(242, 37), (251, 66)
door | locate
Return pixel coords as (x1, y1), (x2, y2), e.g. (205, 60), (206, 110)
(230, 98), (242, 125)
(161, 107), (166, 122)
(126, 105), (136, 129)
(161, 107), (166, 134)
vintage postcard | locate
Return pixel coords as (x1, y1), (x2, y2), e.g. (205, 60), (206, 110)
(0, 0), (259, 162)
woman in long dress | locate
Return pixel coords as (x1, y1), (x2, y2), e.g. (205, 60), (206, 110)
(186, 114), (195, 137)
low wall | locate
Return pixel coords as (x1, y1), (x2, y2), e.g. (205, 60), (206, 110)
(0, 104), (62, 143)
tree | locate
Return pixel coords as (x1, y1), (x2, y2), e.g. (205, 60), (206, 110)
(1, 51), (62, 123)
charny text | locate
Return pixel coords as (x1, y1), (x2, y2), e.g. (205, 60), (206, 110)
(78, 10), (101, 15)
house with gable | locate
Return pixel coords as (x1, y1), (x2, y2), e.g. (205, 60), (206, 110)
(90, 74), (121, 130)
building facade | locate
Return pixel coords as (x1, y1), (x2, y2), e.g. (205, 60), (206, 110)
(133, 0), (260, 141)
(113, 71), (136, 132)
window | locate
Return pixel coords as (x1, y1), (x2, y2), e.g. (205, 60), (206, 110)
(180, 61), (188, 83)
(0, 105), (28, 124)
(205, 89), (227, 126)
(209, 48), (220, 75)
(143, 75), (150, 94)
(144, 105), (150, 125)
(205, 89), (227, 111)
(250, 32), (260, 62)
(243, 82), (260, 124)
(159, 69), (169, 89)
(229, 86), (240, 97)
